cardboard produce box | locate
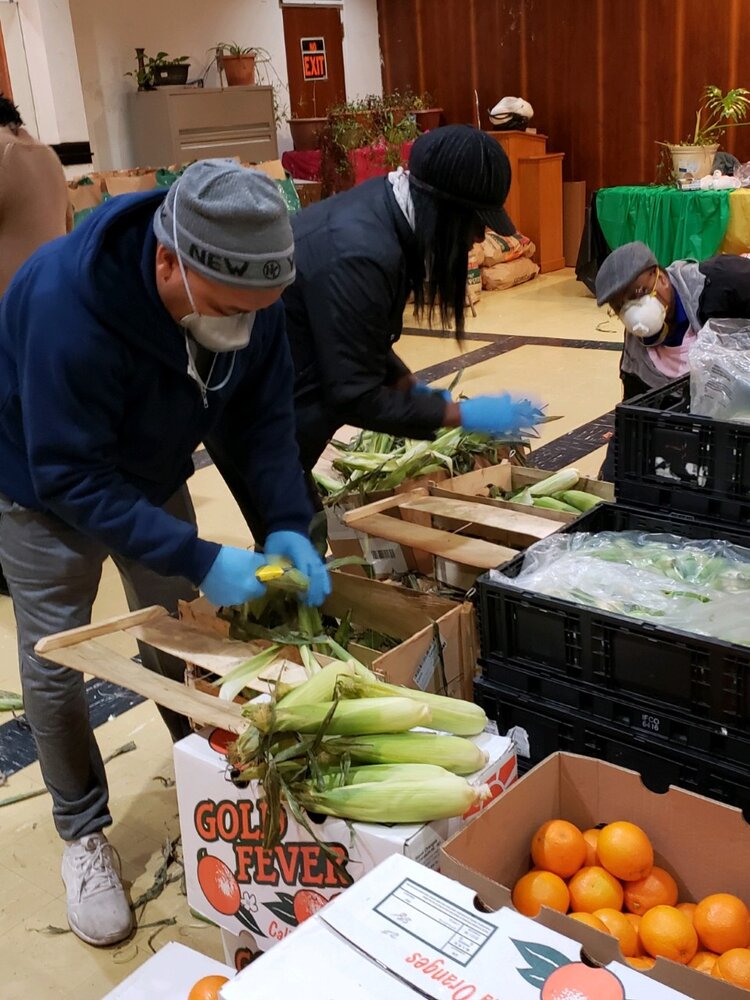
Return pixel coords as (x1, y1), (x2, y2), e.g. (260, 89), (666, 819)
(180, 570), (477, 703)
(103, 942), (233, 999)
(219, 852), (692, 999)
(175, 726), (517, 952)
(433, 462), (614, 521)
(441, 752), (750, 998)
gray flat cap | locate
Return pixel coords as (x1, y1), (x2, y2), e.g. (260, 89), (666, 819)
(595, 241), (658, 306)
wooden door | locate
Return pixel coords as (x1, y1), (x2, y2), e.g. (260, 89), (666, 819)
(282, 5), (346, 119)
(0, 23), (12, 101)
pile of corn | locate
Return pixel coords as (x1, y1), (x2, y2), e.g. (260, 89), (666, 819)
(227, 653), (491, 840)
(314, 426), (531, 505)
(488, 466), (602, 515)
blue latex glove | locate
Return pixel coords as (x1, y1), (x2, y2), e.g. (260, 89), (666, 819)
(200, 546), (268, 607)
(460, 395), (544, 436)
(412, 381), (452, 403)
(265, 530), (332, 608)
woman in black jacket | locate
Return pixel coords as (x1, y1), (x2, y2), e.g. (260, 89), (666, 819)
(218, 126), (542, 541)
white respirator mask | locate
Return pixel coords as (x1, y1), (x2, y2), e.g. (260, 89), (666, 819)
(619, 271), (667, 338)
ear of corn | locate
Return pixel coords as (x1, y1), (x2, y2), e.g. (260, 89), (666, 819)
(337, 676), (487, 736)
(532, 496), (580, 514)
(527, 467), (580, 497)
(319, 763), (465, 788)
(0, 690), (23, 712)
(279, 661), (359, 708)
(215, 644), (284, 702)
(556, 489), (601, 512)
(243, 696), (431, 736)
(295, 776), (491, 823)
(325, 732), (488, 775)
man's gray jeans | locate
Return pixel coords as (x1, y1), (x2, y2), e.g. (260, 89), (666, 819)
(0, 488), (198, 842)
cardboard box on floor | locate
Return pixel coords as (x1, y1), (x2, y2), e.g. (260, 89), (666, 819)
(219, 852), (692, 999)
(103, 942), (233, 999)
(440, 753), (750, 998)
(180, 570), (477, 703)
(175, 726), (517, 952)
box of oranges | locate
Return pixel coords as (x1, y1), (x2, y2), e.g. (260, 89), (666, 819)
(440, 752), (750, 997)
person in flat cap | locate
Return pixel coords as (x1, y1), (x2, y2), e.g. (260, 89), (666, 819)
(222, 125), (544, 545)
(0, 159), (329, 946)
(596, 241), (750, 478)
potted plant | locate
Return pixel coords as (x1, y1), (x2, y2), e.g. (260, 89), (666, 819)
(660, 84), (750, 183)
(127, 49), (190, 91)
(216, 43), (257, 87)
(409, 91), (443, 132)
(289, 85), (326, 151)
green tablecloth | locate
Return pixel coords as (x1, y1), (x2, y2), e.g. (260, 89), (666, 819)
(596, 186), (731, 265)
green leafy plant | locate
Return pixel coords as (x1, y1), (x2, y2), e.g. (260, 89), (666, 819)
(216, 42), (256, 57)
(665, 84), (750, 147)
(126, 50), (188, 90)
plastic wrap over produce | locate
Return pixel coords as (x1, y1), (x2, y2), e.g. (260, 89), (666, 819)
(689, 318), (750, 422)
(492, 531), (750, 645)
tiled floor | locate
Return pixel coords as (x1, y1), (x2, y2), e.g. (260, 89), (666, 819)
(0, 269), (619, 997)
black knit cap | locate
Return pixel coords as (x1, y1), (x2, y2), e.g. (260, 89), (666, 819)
(408, 124), (515, 236)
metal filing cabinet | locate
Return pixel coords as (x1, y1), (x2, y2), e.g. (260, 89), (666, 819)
(129, 85), (278, 166)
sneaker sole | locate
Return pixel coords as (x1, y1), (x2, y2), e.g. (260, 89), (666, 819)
(67, 915), (134, 948)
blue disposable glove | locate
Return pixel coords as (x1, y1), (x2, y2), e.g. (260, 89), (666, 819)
(200, 546), (268, 607)
(460, 395), (545, 437)
(265, 530), (332, 608)
(412, 381), (452, 403)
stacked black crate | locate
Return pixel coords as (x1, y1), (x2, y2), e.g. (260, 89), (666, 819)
(475, 378), (750, 815)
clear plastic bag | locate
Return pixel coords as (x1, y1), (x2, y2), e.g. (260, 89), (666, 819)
(492, 531), (750, 645)
(689, 318), (750, 423)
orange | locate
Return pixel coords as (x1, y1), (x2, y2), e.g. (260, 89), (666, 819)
(568, 866), (624, 913)
(627, 956), (655, 970)
(188, 977), (230, 1000)
(712, 948), (750, 988)
(640, 905), (698, 965)
(594, 908), (640, 957)
(624, 867), (679, 914)
(531, 820), (588, 879)
(597, 822), (654, 882)
(689, 951), (719, 974)
(626, 913), (645, 955)
(512, 870), (570, 917)
(583, 828), (601, 867)
(694, 894), (750, 954)
(569, 912), (608, 932)
(677, 902), (697, 923)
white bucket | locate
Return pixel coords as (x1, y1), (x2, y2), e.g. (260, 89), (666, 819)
(669, 143), (718, 182)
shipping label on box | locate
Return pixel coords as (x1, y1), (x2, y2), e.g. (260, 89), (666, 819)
(176, 728), (516, 951)
(222, 854), (691, 999)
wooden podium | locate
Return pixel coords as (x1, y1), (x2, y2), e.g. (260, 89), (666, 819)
(486, 130), (566, 273)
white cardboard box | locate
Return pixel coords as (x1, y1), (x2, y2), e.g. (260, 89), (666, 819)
(102, 942), (233, 999)
(175, 727), (516, 952)
(220, 854), (691, 999)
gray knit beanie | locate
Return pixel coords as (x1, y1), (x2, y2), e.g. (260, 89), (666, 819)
(153, 159), (295, 288)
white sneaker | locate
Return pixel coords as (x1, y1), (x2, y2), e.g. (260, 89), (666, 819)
(62, 832), (133, 946)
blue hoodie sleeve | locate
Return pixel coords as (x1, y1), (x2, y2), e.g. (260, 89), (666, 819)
(16, 279), (220, 585)
(206, 302), (314, 537)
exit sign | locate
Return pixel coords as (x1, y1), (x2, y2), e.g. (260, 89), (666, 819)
(301, 37), (328, 82)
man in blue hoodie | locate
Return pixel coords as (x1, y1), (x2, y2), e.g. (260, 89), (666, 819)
(0, 160), (329, 946)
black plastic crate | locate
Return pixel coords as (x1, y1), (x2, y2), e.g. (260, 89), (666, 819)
(615, 376), (750, 522)
(477, 502), (750, 732)
(475, 678), (750, 818)
(481, 657), (750, 768)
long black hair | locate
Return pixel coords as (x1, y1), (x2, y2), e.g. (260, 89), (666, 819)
(0, 95), (23, 131)
(409, 182), (484, 340)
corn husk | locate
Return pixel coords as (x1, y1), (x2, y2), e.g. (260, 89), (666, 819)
(296, 776), (491, 823)
(243, 696), (431, 736)
(323, 732), (488, 775)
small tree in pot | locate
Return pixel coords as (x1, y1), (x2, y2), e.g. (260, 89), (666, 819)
(660, 84), (750, 183)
